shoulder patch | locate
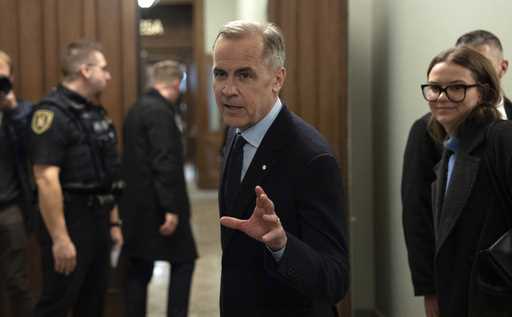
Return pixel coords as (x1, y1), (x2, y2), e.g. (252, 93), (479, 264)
(32, 110), (55, 134)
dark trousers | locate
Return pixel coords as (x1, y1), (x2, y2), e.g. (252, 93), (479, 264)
(34, 201), (110, 317)
(0, 204), (33, 317)
(124, 256), (195, 317)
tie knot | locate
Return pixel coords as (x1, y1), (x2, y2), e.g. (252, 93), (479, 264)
(233, 133), (247, 151)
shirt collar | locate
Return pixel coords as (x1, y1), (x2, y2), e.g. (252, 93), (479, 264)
(497, 96), (507, 119)
(237, 98), (282, 148)
(444, 136), (459, 153)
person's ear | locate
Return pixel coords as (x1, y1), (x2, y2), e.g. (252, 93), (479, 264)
(499, 59), (509, 78)
(79, 64), (92, 80)
(272, 67), (286, 94)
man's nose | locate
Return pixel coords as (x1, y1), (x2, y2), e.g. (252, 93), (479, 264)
(222, 80), (238, 96)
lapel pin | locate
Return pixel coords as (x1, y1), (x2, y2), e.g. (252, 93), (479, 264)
(262, 165), (267, 171)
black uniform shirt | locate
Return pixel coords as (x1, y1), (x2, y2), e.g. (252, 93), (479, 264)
(31, 85), (120, 191)
(0, 112), (20, 204)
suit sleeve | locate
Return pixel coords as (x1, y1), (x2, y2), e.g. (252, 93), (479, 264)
(142, 105), (183, 215)
(401, 115), (441, 296)
(264, 153), (349, 304)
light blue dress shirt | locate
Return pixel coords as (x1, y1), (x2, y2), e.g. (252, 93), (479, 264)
(445, 136), (459, 194)
(237, 98), (283, 180)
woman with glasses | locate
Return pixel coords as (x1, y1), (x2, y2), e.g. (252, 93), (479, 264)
(422, 46), (512, 317)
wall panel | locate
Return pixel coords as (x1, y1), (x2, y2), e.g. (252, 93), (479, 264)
(18, 0), (45, 100)
(43, 0), (60, 91)
(0, 0), (20, 90)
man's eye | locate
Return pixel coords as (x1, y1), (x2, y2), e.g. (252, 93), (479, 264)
(213, 70), (226, 78)
(238, 72), (250, 79)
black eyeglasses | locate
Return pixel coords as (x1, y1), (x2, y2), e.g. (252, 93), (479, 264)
(421, 84), (481, 103)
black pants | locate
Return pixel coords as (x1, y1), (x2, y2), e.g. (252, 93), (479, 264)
(34, 200), (111, 317)
(0, 204), (33, 317)
(124, 256), (195, 317)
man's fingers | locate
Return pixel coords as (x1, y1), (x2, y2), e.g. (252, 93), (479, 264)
(261, 228), (282, 243)
(220, 216), (245, 230)
(256, 192), (275, 214)
(262, 214), (281, 227)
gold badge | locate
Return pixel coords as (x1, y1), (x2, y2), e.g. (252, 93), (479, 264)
(32, 110), (54, 134)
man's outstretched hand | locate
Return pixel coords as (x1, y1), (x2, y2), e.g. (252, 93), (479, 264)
(220, 186), (287, 251)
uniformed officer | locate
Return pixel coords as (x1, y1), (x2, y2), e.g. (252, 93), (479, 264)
(31, 40), (123, 317)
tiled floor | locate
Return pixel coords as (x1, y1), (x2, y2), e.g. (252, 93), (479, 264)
(147, 181), (221, 317)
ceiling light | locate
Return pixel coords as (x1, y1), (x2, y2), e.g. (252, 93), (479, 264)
(138, 0), (159, 8)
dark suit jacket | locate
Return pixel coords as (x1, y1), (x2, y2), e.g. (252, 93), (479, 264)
(120, 89), (197, 262)
(402, 98), (512, 295)
(432, 119), (512, 316)
(219, 106), (349, 317)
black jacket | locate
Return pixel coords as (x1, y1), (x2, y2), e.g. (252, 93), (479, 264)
(2, 101), (37, 230)
(219, 106), (349, 317)
(120, 89), (197, 262)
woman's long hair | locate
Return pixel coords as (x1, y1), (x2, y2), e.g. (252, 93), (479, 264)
(426, 47), (501, 143)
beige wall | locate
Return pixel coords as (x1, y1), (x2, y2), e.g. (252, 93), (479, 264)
(204, 0), (267, 53)
(349, 0), (512, 316)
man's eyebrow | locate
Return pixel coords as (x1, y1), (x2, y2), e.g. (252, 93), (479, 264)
(235, 67), (253, 73)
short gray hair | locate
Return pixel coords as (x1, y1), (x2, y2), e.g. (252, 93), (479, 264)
(147, 60), (183, 87)
(213, 20), (286, 69)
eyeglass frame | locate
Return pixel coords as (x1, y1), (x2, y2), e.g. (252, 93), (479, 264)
(420, 83), (481, 103)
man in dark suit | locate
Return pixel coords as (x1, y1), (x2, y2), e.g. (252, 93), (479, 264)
(402, 30), (510, 317)
(213, 20), (349, 317)
(120, 60), (198, 317)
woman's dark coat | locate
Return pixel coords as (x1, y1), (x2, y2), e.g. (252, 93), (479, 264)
(432, 119), (512, 316)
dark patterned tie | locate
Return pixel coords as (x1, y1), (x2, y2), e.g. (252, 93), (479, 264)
(224, 133), (247, 214)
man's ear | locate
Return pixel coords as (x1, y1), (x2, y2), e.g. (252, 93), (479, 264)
(500, 59), (509, 78)
(79, 64), (92, 80)
(272, 67), (286, 94)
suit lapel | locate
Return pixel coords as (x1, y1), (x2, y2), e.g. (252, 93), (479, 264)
(435, 153), (480, 252)
(432, 151), (449, 240)
(220, 106), (291, 250)
(435, 123), (488, 253)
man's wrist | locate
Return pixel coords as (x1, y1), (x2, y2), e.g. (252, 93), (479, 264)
(109, 220), (122, 227)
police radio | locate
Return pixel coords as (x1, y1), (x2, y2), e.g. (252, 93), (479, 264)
(0, 75), (12, 97)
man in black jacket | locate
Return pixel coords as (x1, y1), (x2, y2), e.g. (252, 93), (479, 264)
(0, 50), (34, 317)
(121, 60), (198, 317)
(402, 30), (510, 317)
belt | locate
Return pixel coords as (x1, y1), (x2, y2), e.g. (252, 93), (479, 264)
(63, 192), (115, 208)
